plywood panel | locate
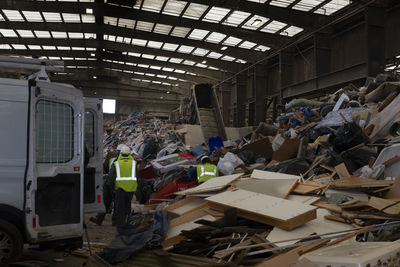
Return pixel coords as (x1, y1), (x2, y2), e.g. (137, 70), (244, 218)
(166, 197), (207, 216)
(251, 170), (300, 180)
(175, 173), (243, 195)
(206, 189), (317, 230)
(236, 177), (297, 198)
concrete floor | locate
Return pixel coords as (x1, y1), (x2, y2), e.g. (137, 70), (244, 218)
(14, 214), (116, 267)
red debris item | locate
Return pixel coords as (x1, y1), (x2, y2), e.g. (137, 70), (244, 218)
(178, 151), (195, 161)
(177, 179), (198, 191)
(145, 180), (178, 205)
(139, 165), (158, 179)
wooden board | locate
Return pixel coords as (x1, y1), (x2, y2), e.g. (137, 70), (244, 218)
(175, 173), (243, 195)
(235, 177), (298, 198)
(162, 209), (216, 249)
(251, 169), (300, 181)
(206, 189), (317, 230)
(293, 183), (326, 194)
(368, 196), (400, 215)
(330, 176), (394, 188)
(334, 163), (351, 179)
(312, 200), (342, 213)
(266, 209), (354, 247)
(165, 197), (207, 216)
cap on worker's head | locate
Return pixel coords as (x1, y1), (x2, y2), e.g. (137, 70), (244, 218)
(201, 155), (210, 163)
(118, 144), (131, 154)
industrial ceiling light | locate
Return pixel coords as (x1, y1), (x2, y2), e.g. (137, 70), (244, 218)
(160, 96), (164, 99)
(93, 75), (97, 79)
(94, 91), (97, 95)
(86, 8), (93, 14)
(166, 91), (170, 94)
(90, 53), (95, 57)
(201, 60), (207, 64)
(221, 46), (228, 51)
(251, 18), (262, 27)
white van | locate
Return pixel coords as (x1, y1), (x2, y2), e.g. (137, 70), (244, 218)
(0, 78), (103, 264)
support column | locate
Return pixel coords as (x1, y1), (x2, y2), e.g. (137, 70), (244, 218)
(279, 51), (294, 102)
(365, 5), (386, 77)
(314, 32), (331, 76)
(233, 75), (247, 127)
(220, 81), (232, 126)
(254, 64), (268, 124)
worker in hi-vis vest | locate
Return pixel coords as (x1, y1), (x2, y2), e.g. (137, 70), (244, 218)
(197, 156), (219, 183)
(109, 144), (139, 225)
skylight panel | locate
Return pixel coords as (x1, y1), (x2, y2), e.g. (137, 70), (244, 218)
(207, 52), (223, 59)
(236, 59), (247, 64)
(177, 45), (195, 54)
(118, 18), (136, 28)
(281, 26), (303, 36)
(52, 31), (68, 38)
(174, 69), (185, 74)
(0, 29), (17, 37)
(192, 48), (209, 56)
(69, 32), (84, 39)
(136, 21), (154, 32)
(261, 20), (287, 33)
(28, 45), (41, 50)
(182, 3), (208, 19)
(42, 45), (56, 50)
(153, 24), (172, 35)
(203, 7), (231, 23)
(208, 66), (219, 70)
(152, 81), (162, 84)
(163, 67), (174, 72)
(254, 45), (270, 52)
(22, 11), (43, 22)
(11, 44), (27, 50)
(239, 41), (257, 49)
(41, 12), (61, 23)
(138, 64), (150, 68)
(156, 56), (169, 62)
(157, 75), (167, 78)
(223, 11), (251, 26)
(168, 76), (177, 80)
(142, 0), (165, 12)
(129, 52), (141, 57)
(145, 73), (155, 77)
(293, 0), (325, 11)
(149, 65), (162, 70)
(163, 0), (187, 16)
(242, 15), (269, 30)
(269, 0), (296, 7)
(221, 55), (235, 62)
(134, 72), (145, 75)
(86, 47), (96, 51)
(2, 10), (24, 22)
(147, 41), (163, 49)
(314, 0), (351, 15)
(62, 13), (81, 22)
(162, 43), (179, 51)
(170, 26), (191, 38)
(17, 30), (34, 38)
(223, 36), (242, 46)
(188, 29), (209, 41)
(246, 0), (268, 3)
(71, 47), (85, 50)
(35, 31), (51, 38)
(182, 60), (196, 66)
(132, 38), (147, 47)
(206, 32), (226, 44)
(196, 63), (207, 68)
(125, 62), (135, 66)
(81, 14), (95, 23)
(106, 35), (116, 41)
(104, 16), (117, 26)
(84, 33), (96, 39)
(169, 58), (183, 64)
(58, 46), (71, 50)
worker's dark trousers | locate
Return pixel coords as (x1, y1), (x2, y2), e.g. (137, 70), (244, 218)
(95, 182), (114, 223)
(114, 188), (134, 226)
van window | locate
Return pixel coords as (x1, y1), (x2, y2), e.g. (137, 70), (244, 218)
(36, 100), (74, 163)
(84, 111), (95, 157)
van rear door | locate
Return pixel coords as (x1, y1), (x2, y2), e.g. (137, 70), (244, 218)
(83, 98), (104, 213)
(25, 81), (84, 242)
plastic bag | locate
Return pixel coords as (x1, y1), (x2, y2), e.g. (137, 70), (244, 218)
(217, 152), (244, 175)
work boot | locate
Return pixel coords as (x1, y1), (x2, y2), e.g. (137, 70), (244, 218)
(89, 216), (102, 226)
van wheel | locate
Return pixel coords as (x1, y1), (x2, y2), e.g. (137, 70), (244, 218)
(0, 219), (23, 264)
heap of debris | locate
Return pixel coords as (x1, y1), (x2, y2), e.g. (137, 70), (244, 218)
(94, 74), (400, 266)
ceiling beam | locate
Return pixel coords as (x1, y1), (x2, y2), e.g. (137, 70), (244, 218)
(186, 0), (329, 29)
(0, 21), (261, 62)
(0, 1), (291, 49)
(0, 38), (243, 73)
(2, 49), (226, 80)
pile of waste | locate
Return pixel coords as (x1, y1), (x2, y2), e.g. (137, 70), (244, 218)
(95, 73), (400, 266)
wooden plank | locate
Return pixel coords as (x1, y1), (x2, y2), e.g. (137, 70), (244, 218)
(283, 179), (299, 199)
(302, 157), (325, 177)
(175, 173), (243, 195)
(293, 183), (326, 195)
(368, 197), (400, 215)
(330, 176), (394, 188)
(334, 163), (351, 179)
(206, 189), (317, 230)
(165, 197), (207, 216)
(251, 169), (300, 180)
(312, 200), (342, 213)
(235, 177), (298, 198)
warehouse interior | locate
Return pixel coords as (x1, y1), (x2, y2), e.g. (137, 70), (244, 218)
(1, 0), (400, 266)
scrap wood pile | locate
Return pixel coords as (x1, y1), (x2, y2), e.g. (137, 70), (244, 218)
(95, 74), (400, 266)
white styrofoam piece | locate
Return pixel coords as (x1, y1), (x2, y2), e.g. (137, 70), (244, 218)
(373, 143), (400, 179)
(302, 240), (400, 267)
